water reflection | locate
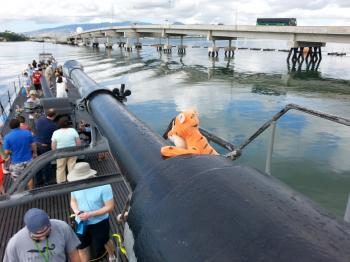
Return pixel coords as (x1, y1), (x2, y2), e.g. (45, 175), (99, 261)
(287, 59), (322, 72)
(224, 56), (234, 68)
(251, 85), (286, 96)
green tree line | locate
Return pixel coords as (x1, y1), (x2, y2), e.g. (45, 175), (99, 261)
(0, 31), (29, 41)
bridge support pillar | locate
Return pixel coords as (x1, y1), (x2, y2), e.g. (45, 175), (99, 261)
(134, 42), (142, 49)
(82, 38), (90, 46)
(133, 36), (142, 49)
(105, 36), (113, 49)
(118, 42), (126, 48)
(124, 38), (132, 51)
(178, 45), (186, 54)
(224, 40), (235, 58)
(177, 36), (186, 54)
(287, 42), (325, 71)
(155, 37), (163, 52)
(105, 42), (113, 49)
(208, 40), (219, 57)
(92, 38), (99, 48)
(155, 38), (163, 51)
(163, 45), (172, 53)
(163, 37), (172, 53)
(105, 37), (113, 49)
(156, 44), (162, 51)
(124, 44), (133, 52)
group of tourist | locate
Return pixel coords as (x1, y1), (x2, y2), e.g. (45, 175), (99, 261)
(1, 59), (121, 261)
(4, 161), (117, 261)
(24, 59), (67, 98)
(0, 59), (71, 191)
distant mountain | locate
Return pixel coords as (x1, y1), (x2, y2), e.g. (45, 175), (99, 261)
(172, 22), (185, 25)
(24, 21), (152, 39)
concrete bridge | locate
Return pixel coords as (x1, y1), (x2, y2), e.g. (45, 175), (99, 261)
(67, 24), (350, 69)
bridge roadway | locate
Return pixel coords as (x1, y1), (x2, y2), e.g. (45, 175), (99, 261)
(67, 24), (350, 68)
(68, 24), (350, 46)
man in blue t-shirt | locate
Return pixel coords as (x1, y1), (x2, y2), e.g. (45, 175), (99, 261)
(35, 108), (58, 186)
(3, 118), (37, 188)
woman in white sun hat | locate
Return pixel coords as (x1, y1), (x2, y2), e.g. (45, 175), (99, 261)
(68, 162), (117, 262)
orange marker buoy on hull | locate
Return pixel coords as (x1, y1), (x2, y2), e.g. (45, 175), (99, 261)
(303, 47), (309, 57)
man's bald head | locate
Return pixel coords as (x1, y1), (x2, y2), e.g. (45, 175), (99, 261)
(47, 108), (56, 118)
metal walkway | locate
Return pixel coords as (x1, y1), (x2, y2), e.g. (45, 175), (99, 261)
(0, 75), (130, 261)
(0, 154), (130, 261)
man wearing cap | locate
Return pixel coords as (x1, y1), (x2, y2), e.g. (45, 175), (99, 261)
(4, 208), (81, 262)
(68, 162), (116, 262)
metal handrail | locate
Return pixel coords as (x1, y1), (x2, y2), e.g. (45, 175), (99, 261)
(8, 141), (110, 194)
(0, 79), (22, 136)
(225, 103), (350, 161)
(0, 174), (124, 209)
(1, 72), (55, 121)
(221, 103), (350, 221)
(164, 104), (350, 162)
(0, 74), (50, 136)
(0, 77), (23, 117)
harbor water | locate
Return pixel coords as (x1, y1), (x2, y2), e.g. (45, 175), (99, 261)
(0, 40), (349, 217)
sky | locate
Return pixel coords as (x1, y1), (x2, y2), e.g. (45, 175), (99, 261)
(1, 0), (350, 33)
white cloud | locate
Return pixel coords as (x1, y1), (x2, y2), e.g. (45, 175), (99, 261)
(1, 0), (350, 31)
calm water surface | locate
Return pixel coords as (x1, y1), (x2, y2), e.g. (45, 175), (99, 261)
(0, 41), (350, 217)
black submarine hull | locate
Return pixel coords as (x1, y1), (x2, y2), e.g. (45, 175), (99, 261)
(64, 60), (350, 261)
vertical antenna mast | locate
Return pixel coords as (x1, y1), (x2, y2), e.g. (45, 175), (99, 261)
(111, 3), (114, 24)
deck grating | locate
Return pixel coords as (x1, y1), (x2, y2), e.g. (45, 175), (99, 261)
(0, 171), (130, 261)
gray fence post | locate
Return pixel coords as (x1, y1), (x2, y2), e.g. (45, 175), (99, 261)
(344, 193), (350, 222)
(265, 120), (277, 175)
(7, 90), (12, 108)
(18, 76), (21, 94)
